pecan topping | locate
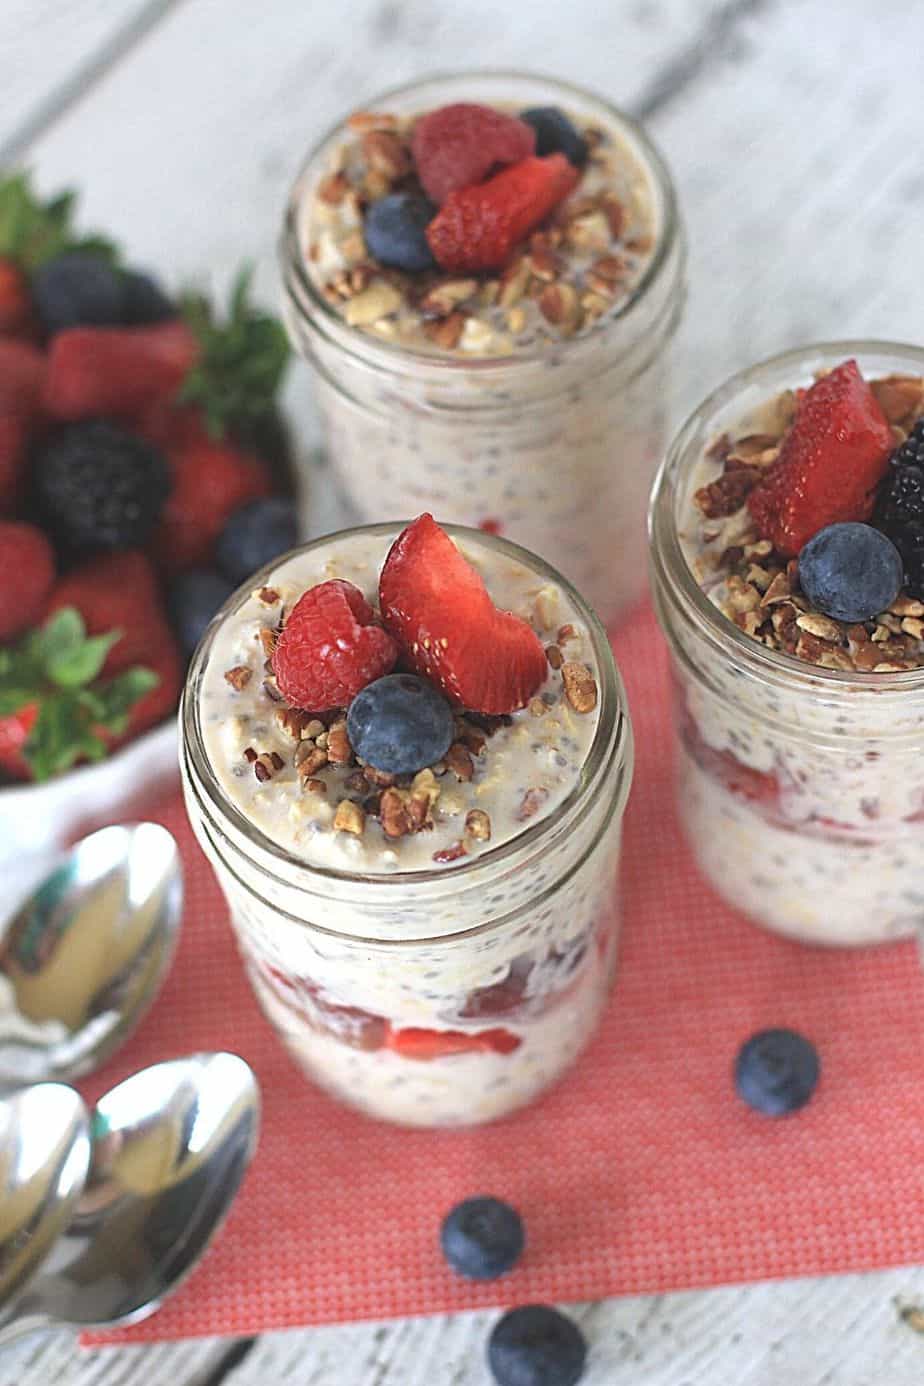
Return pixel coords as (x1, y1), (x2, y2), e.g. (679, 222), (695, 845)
(360, 129), (410, 179)
(380, 786), (414, 839)
(253, 752), (281, 783)
(562, 661), (598, 713)
(423, 313), (466, 350)
(694, 466), (760, 518)
(545, 644), (563, 669)
(444, 742), (474, 782)
(464, 809), (491, 842)
(276, 707), (316, 739)
(303, 778), (326, 795)
(326, 722), (353, 765)
(224, 665), (252, 690)
(257, 587), (280, 605)
(295, 744), (328, 778)
(518, 787), (550, 820)
(258, 628), (277, 658)
(333, 800), (366, 835)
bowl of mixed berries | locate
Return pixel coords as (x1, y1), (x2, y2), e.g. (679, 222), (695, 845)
(0, 173), (298, 863)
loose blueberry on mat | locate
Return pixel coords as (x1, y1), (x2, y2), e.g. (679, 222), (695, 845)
(346, 673), (453, 775)
(168, 570), (236, 658)
(363, 192), (437, 273)
(519, 107), (588, 168)
(216, 497), (298, 584)
(32, 251), (124, 334)
(797, 522), (903, 624)
(33, 419), (170, 552)
(441, 1196), (525, 1281)
(873, 418), (924, 600)
(120, 269), (176, 324)
(734, 1028), (820, 1116)
(488, 1305), (587, 1386)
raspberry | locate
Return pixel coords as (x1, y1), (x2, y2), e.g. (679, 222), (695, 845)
(0, 522), (55, 640)
(426, 154), (579, 274)
(411, 103), (535, 205)
(272, 579), (398, 711)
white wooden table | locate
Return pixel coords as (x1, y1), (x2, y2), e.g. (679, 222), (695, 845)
(3, 2), (924, 1381)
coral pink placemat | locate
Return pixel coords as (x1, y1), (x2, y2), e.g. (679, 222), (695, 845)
(83, 602), (924, 1345)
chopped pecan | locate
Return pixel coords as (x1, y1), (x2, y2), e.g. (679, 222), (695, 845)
(303, 777), (327, 795)
(363, 765), (396, 788)
(243, 747), (258, 764)
(276, 707), (315, 739)
(424, 312), (466, 350)
(444, 742), (474, 781)
(795, 612), (842, 643)
(333, 800), (366, 836)
(464, 809), (491, 842)
(326, 722), (353, 765)
(562, 662), (598, 713)
(380, 786), (413, 839)
(528, 697), (547, 717)
(257, 587), (280, 605)
(545, 644), (563, 669)
(518, 787), (550, 820)
(295, 744), (328, 777)
(224, 665), (252, 690)
(318, 173), (349, 205)
(871, 375), (924, 425)
(538, 282), (581, 334)
(360, 129), (410, 179)
(694, 465), (760, 518)
(253, 752), (280, 783)
(258, 628), (277, 658)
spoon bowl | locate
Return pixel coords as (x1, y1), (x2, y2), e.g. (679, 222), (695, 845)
(0, 824), (183, 1085)
(6, 1052), (259, 1333)
(0, 1085), (91, 1308)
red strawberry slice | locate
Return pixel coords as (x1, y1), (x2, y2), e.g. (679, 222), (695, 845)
(0, 522), (55, 641)
(272, 579), (398, 711)
(44, 550), (166, 676)
(385, 1024), (521, 1060)
(0, 258), (34, 339)
(747, 359), (894, 556)
(426, 154), (580, 273)
(411, 102), (536, 205)
(0, 339), (46, 513)
(379, 514), (547, 714)
(43, 321), (198, 421)
(0, 703), (38, 782)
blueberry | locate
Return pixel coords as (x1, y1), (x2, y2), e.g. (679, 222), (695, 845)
(346, 673), (453, 775)
(168, 570), (236, 658)
(121, 269), (176, 324)
(488, 1305), (587, 1386)
(216, 498), (298, 584)
(797, 522), (904, 624)
(441, 1197), (524, 1281)
(735, 1028), (820, 1116)
(363, 192), (437, 273)
(519, 108), (588, 168)
(32, 252), (124, 334)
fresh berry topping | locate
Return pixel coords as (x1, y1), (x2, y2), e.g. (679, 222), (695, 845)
(487, 1305), (587, 1386)
(0, 608), (158, 783)
(31, 252), (123, 335)
(411, 103), (536, 206)
(426, 154), (579, 274)
(43, 320), (198, 421)
(363, 192), (437, 272)
(151, 435), (271, 572)
(519, 107), (589, 168)
(168, 570), (236, 659)
(44, 550), (166, 675)
(33, 420), (170, 552)
(120, 270), (176, 325)
(215, 496), (298, 584)
(346, 673), (454, 775)
(440, 1197), (525, 1281)
(379, 514), (547, 714)
(272, 579), (398, 711)
(0, 338), (46, 513)
(384, 1025), (521, 1060)
(0, 522), (55, 640)
(734, 1028), (820, 1116)
(797, 522), (903, 624)
(0, 258), (33, 338)
(873, 418), (924, 599)
(747, 360), (894, 557)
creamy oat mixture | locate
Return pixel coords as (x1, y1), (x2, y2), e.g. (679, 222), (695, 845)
(303, 105), (656, 358)
(665, 369), (924, 946)
(199, 531), (600, 873)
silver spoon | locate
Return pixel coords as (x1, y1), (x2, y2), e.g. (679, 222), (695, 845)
(0, 824), (183, 1085)
(0, 1052), (259, 1340)
(0, 1084), (91, 1309)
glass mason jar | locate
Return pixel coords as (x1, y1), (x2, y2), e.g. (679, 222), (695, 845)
(650, 340), (924, 948)
(181, 523), (633, 1127)
(279, 72), (685, 626)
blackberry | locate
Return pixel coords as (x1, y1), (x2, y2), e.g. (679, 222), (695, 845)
(874, 419), (924, 597)
(34, 420), (170, 552)
(32, 252), (123, 335)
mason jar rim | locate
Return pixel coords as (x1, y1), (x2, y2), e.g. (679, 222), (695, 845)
(182, 519), (632, 897)
(279, 68), (681, 379)
(649, 338), (924, 701)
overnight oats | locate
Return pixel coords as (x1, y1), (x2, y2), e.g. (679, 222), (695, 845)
(181, 517), (632, 1126)
(280, 72), (685, 624)
(650, 341), (924, 947)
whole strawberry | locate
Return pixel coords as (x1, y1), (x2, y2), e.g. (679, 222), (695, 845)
(272, 580), (398, 711)
(0, 522), (55, 641)
(43, 320), (199, 421)
(0, 339), (46, 513)
(43, 550), (167, 675)
(151, 436), (271, 572)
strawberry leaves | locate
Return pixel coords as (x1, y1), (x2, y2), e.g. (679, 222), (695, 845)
(0, 172), (117, 272)
(0, 609), (159, 782)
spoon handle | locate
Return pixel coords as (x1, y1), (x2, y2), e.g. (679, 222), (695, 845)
(0, 1311), (54, 1345)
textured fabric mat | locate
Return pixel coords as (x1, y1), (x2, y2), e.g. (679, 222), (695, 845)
(83, 602), (924, 1344)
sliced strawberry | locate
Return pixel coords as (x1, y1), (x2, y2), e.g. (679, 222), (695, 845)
(747, 359), (894, 556)
(43, 321), (198, 422)
(379, 514), (546, 714)
(272, 579), (398, 711)
(411, 102), (536, 205)
(0, 339), (46, 513)
(678, 702), (779, 807)
(43, 551), (165, 675)
(0, 703), (38, 782)
(0, 258), (33, 339)
(385, 1024), (521, 1060)
(0, 523), (55, 640)
(149, 436), (271, 572)
(426, 154), (580, 273)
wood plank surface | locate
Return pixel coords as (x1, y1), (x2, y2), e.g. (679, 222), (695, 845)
(1, 0), (923, 1381)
